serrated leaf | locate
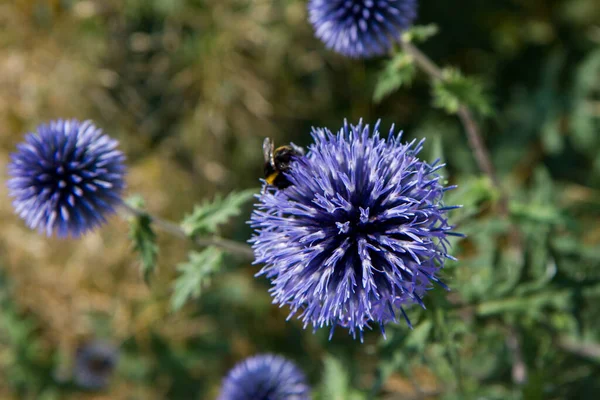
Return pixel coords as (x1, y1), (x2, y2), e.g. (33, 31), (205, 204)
(445, 176), (498, 214)
(373, 52), (416, 103)
(181, 189), (256, 237)
(171, 247), (224, 311)
(401, 24), (439, 43)
(320, 356), (350, 400)
(127, 196), (159, 283)
(432, 68), (493, 117)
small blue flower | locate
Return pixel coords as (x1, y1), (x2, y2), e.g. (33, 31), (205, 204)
(73, 341), (119, 390)
(308, 0), (418, 58)
(218, 354), (311, 400)
(7, 119), (126, 237)
(251, 120), (460, 339)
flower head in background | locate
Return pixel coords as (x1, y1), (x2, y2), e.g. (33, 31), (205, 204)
(308, 0), (418, 58)
(7, 119), (126, 237)
(251, 120), (460, 339)
(73, 341), (119, 390)
(218, 354), (311, 400)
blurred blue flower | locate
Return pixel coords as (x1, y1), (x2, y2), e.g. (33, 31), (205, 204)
(73, 341), (119, 390)
(7, 119), (126, 237)
(308, 0), (418, 58)
(218, 354), (310, 400)
(251, 120), (459, 339)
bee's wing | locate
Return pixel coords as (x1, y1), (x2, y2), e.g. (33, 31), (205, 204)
(263, 137), (275, 165)
(289, 142), (305, 156)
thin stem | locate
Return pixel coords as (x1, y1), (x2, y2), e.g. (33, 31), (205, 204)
(558, 336), (600, 361)
(119, 202), (255, 260)
(400, 40), (504, 210)
(456, 106), (502, 191)
(506, 327), (528, 385)
(401, 40), (444, 79)
(402, 39), (528, 383)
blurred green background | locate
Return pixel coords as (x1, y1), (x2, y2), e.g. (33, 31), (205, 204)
(0, 0), (599, 399)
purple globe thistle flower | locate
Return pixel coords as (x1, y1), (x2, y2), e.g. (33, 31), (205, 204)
(308, 0), (418, 58)
(218, 354), (311, 400)
(250, 120), (460, 339)
(7, 119), (126, 238)
(73, 341), (119, 390)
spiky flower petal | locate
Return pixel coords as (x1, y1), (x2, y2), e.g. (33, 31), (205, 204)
(251, 120), (459, 339)
(218, 354), (311, 400)
(7, 119), (126, 237)
(308, 0), (418, 58)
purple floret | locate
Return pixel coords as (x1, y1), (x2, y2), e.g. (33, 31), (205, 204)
(7, 119), (126, 237)
(218, 354), (311, 400)
(308, 0), (418, 58)
(251, 120), (459, 339)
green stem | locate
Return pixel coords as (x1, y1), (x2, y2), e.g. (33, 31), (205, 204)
(400, 39), (531, 388)
(400, 39), (506, 214)
(119, 202), (255, 259)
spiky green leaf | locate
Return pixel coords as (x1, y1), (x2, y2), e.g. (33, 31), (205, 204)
(432, 68), (493, 117)
(402, 24), (439, 43)
(171, 247), (224, 311)
(373, 52), (416, 103)
(181, 189), (256, 237)
(127, 195), (159, 283)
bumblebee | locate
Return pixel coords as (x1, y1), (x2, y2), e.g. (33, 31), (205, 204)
(263, 137), (305, 190)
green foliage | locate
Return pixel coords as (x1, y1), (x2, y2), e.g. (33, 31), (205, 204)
(318, 356), (365, 400)
(373, 52), (416, 103)
(171, 247), (225, 311)
(127, 195), (159, 283)
(401, 24), (440, 43)
(571, 49), (600, 158)
(181, 189), (256, 237)
(2, 1), (600, 399)
(373, 25), (441, 103)
(432, 68), (493, 117)
(319, 356), (349, 400)
(0, 271), (53, 396)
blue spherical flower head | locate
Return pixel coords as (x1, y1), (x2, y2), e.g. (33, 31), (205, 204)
(251, 120), (459, 340)
(7, 119), (126, 238)
(73, 341), (119, 390)
(218, 354), (311, 400)
(308, 0), (418, 58)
